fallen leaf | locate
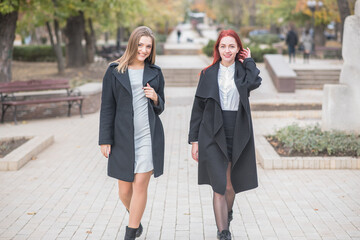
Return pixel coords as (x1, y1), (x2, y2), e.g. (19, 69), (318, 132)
(86, 230), (92, 234)
(31, 156), (37, 160)
(314, 208), (318, 211)
(27, 212), (36, 215)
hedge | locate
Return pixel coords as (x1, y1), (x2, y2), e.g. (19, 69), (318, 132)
(13, 45), (65, 62)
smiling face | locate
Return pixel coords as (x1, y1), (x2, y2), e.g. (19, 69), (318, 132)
(218, 36), (239, 66)
(135, 36), (152, 63)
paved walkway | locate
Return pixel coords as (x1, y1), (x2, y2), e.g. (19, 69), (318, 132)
(0, 86), (359, 239)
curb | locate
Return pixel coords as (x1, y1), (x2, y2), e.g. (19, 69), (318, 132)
(0, 135), (54, 171)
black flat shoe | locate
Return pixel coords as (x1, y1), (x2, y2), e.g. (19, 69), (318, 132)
(135, 223), (143, 238)
(126, 209), (143, 238)
(124, 226), (137, 240)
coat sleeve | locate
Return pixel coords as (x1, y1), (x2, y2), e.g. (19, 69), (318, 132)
(243, 58), (262, 95)
(151, 69), (165, 115)
(99, 66), (116, 145)
(188, 72), (205, 144)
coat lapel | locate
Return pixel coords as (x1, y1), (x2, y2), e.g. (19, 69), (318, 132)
(112, 67), (132, 95)
(143, 62), (158, 86)
(234, 60), (251, 116)
(195, 62), (221, 106)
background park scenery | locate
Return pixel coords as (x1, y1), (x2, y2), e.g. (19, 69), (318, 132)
(0, 0), (360, 239)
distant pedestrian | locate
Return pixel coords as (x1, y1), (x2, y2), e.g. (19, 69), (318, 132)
(177, 28), (182, 43)
(99, 26), (165, 240)
(286, 25), (298, 63)
(302, 29), (312, 63)
(188, 29), (262, 240)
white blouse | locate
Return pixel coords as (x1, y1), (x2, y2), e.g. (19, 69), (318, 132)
(218, 62), (240, 111)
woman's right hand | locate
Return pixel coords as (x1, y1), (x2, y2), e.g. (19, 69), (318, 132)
(100, 144), (111, 158)
(191, 142), (199, 162)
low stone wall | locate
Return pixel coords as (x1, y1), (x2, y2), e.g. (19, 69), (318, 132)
(264, 54), (297, 92)
(1, 83), (102, 123)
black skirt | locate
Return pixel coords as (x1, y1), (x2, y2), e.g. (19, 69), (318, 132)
(222, 110), (237, 162)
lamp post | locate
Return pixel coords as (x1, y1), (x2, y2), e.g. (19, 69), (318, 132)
(307, 0), (323, 52)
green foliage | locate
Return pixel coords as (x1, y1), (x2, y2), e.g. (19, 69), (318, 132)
(202, 40), (215, 57)
(249, 34), (281, 45)
(0, 0), (20, 14)
(247, 46), (277, 62)
(13, 45), (65, 62)
(268, 123), (360, 157)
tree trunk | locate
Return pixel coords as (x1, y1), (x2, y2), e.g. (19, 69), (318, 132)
(314, 24), (326, 46)
(336, 0), (351, 42)
(64, 12), (85, 68)
(116, 27), (121, 51)
(249, 0), (256, 26)
(104, 32), (109, 44)
(46, 21), (65, 74)
(0, 10), (18, 83)
(84, 18), (95, 64)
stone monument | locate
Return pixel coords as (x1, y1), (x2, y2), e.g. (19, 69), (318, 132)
(322, 0), (360, 133)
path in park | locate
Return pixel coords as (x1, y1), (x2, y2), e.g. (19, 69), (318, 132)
(0, 24), (358, 240)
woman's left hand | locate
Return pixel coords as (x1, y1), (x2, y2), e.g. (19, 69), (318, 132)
(239, 47), (251, 63)
(143, 83), (158, 105)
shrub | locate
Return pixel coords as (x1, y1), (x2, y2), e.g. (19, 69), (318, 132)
(13, 45), (65, 62)
(202, 40), (215, 57)
(249, 46), (277, 62)
(249, 34), (281, 45)
(267, 123), (360, 157)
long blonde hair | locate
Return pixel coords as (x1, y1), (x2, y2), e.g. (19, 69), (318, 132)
(113, 26), (156, 73)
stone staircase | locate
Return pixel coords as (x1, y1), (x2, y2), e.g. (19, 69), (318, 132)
(156, 55), (209, 87)
(294, 69), (340, 89)
(161, 68), (201, 87)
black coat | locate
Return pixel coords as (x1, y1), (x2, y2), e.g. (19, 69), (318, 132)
(286, 30), (298, 47)
(99, 61), (165, 182)
(188, 58), (262, 194)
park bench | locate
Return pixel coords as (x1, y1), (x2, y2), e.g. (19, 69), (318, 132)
(0, 79), (84, 124)
(315, 46), (342, 59)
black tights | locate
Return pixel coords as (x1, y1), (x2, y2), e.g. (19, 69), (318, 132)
(213, 164), (235, 232)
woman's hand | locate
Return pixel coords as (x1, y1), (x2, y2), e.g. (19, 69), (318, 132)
(100, 144), (111, 158)
(239, 47), (251, 63)
(143, 83), (158, 105)
(191, 142), (199, 162)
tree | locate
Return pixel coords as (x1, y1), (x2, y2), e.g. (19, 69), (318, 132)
(0, 0), (19, 82)
(336, 0), (350, 42)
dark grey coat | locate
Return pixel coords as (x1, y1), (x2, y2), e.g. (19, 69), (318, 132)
(99, 61), (165, 182)
(188, 58), (261, 194)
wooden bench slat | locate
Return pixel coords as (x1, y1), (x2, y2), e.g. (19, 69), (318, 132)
(3, 96), (84, 105)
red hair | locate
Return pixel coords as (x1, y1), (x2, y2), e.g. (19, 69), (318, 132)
(204, 30), (244, 71)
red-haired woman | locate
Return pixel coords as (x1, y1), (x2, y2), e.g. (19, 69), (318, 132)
(188, 30), (261, 240)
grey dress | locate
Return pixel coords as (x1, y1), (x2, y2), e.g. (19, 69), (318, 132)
(128, 69), (154, 173)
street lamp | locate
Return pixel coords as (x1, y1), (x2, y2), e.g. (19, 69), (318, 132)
(307, 0), (323, 31)
(307, 0), (323, 52)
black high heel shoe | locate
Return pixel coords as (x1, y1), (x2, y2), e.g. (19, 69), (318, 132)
(219, 230), (231, 240)
(228, 209), (233, 226)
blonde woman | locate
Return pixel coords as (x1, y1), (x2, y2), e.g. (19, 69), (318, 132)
(99, 26), (165, 240)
